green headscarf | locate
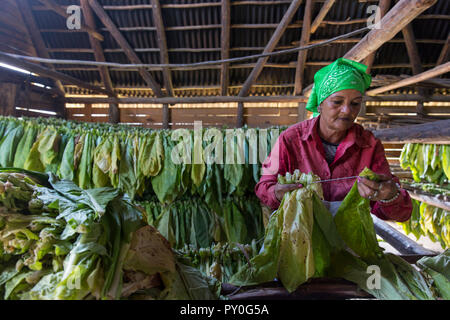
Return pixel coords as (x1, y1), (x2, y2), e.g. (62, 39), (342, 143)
(305, 58), (372, 117)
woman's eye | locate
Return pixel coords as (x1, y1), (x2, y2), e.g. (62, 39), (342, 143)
(351, 102), (361, 106)
(332, 101), (342, 105)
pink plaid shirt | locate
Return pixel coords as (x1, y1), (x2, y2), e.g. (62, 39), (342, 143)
(255, 116), (412, 222)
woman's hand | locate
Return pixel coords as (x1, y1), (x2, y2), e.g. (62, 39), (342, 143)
(357, 174), (398, 202)
(274, 183), (303, 202)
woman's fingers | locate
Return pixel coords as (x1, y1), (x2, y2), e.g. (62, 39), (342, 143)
(274, 183), (303, 201)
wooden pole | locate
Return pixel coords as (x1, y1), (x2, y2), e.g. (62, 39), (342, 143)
(0, 52), (113, 96)
(238, 0), (304, 98)
(162, 104), (170, 129)
(64, 93), (450, 105)
(364, 0), (391, 74)
(88, 0), (163, 98)
(310, 0), (335, 34)
(236, 102), (244, 128)
(371, 119), (450, 144)
(295, 0), (313, 95)
(366, 62), (450, 96)
(80, 0), (119, 124)
(220, 0), (231, 96)
(151, 0), (174, 98)
(344, 0), (437, 62)
(436, 34), (450, 67)
(401, 22), (428, 116)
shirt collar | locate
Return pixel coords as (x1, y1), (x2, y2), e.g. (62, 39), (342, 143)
(299, 116), (370, 149)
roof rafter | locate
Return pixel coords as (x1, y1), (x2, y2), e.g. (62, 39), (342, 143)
(150, 0), (173, 98)
(80, 0), (119, 124)
(16, 0), (65, 98)
(220, 0), (231, 96)
(436, 33), (450, 66)
(295, 0), (313, 95)
(310, 0), (335, 34)
(88, 0), (163, 98)
(36, 0), (104, 41)
(238, 0), (304, 98)
(363, 0), (391, 74)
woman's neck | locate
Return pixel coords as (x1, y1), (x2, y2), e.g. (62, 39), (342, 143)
(317, 118), (347, 144)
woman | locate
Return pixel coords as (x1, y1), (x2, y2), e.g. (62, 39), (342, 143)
(256, 58), (412, 222)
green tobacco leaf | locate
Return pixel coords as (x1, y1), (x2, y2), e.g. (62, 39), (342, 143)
(334, 168), (383, 260)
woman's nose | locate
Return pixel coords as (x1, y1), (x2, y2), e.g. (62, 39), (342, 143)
(340, 103), (351, 114)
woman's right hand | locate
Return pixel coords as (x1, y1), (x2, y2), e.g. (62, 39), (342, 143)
(274, 183), (303, 202)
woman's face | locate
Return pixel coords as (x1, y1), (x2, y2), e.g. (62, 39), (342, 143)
(319, 89), (362, 132)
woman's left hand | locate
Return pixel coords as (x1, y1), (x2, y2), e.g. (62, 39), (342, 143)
(357, 174), (398, 202)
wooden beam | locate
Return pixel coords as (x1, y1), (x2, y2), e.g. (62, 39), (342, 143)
(88, 0), (163, 97)
(436, 33), (450, 67)
(238, 0), (304, 98)
(363, 0), (391, 74)
(36, 0), (104, 41)
(162, 103), (170, 129)
(406, 189), (450, 212)
(151, 0), (174, 98)
(16, 0), (65, 97)
(366, 62), (450, 95)
(0, 52), (113, 96)
(65, 95), (309, 105)
(310, 0), (335, 34)
(80, 0), (119, 124)
(402, 24), (423, 75)
(0, 83), (18, 116)
(295, 0), (313, 95)
(401, 22), (427, 116)
(371, 119), (450, 144)
(220, 0), (231, 96)
(344, 0), (437, 62)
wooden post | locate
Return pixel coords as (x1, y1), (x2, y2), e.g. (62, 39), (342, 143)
(162, 104), (170, 129)
(297, 102), (307, 122)
(0, 83), (18, 116)
(236, 102), (244, 128)
(344, 0), (437, 62)
(220, 0), (231, 96)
